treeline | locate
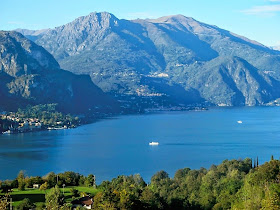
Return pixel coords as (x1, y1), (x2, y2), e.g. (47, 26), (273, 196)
(2, 158), (280, 209)
(0, 171), (95, 192)
(94, 158), (280, 209)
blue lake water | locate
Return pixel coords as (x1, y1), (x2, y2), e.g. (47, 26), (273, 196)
(1, 107), (280, 183)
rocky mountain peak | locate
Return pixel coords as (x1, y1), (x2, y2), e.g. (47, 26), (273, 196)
(0, 31), (60, 77)
(61, 11), (119, 32)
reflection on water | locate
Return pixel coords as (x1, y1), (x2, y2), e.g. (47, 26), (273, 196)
(0, 107), (280, 183)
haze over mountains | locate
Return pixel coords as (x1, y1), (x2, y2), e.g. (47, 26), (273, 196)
(273, 46), (280, 51)
(0, 31), (118, 113)
(12, 12), (280, 107)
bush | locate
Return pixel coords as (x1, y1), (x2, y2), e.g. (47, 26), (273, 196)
(70, 188), (79, 197)
(16, 198), (35, 210)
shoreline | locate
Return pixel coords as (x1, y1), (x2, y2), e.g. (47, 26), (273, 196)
(0, 105), (207, 135)
(2, 105), (278, 135)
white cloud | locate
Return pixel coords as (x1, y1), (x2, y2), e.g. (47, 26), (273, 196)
(241, 4), (280, 15)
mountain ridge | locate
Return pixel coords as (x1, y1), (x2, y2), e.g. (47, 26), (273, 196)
(14, 12), (280, 107)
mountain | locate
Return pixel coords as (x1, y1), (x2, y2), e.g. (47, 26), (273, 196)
(0, 31), (118, 113)
(14, 28), (51, 42)
(17, 12), (280, 106)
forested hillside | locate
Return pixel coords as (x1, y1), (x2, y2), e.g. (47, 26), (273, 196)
(1, 158), (280, 209)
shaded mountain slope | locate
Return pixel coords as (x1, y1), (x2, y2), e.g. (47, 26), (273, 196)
(0, 31), (118, 113)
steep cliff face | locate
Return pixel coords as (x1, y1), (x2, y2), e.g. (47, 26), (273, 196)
(0, 31), (118, 113)
(17, 12), (280, 106)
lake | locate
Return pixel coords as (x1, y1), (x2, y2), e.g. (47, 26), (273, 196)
(1, 107), (280, 183)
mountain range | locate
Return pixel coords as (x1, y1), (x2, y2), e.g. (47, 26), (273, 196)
(0, 31), (118, 113)
(11, 12), (280, 107)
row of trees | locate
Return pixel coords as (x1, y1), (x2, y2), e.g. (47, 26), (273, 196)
(2, 158), (280, 209)
(93, 158), (280, 209)
(0, 171), (96, 192)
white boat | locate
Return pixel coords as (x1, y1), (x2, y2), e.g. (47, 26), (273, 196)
(237, 120), (243, 124)
(149, 142), (159, 146)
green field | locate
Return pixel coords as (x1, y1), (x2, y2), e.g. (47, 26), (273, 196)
(1, 186), (99, 207)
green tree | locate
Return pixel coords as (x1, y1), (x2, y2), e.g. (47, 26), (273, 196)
(45, 185), (63, 210)
(69, 188), (79, 197)
(45, 172), (57, 188)
(17, 170), (26, 191)
(261, 186), (280, 209)
(40, 182), (49, 191)
(140, 187), (164, 209)
(85, 174), (95, 187)
(16, 198), (35, 210)
(151, 170), (169, 184)
(0, 194), (10, 210)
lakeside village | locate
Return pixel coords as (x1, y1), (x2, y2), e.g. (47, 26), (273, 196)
(0, 112), (74, 134)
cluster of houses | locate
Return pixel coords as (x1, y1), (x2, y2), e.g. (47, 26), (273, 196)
(18, 120), (42, 132)
(0, 114), (42, 134)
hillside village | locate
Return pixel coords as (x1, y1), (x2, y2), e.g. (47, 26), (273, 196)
(0, 112), (69, 134)
(0, 104), (80, 134)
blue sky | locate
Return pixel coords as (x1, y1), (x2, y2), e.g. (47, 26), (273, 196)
(1, 0), (280, 46)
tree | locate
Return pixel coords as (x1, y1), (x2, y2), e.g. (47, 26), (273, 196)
(45, 185), (63, 210)
(151, 171), (169, 184)
(69, 188), (79, 197)
(40, 182), (49, 191)
(140, 188), (164, 209)
(0, 194), (10, 210)
(45, 172), (57, 188)
(174, 168), (191, 181)
(59, 203), (72, 210)
(85, 174), (95, 187)
(93, 192), (104, 209)
(17, 198), (35, 210)
(17, 170), (26, 191)
(261, 186), (280, 209)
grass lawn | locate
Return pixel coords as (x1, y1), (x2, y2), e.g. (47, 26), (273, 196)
(1, 186), (100, 207)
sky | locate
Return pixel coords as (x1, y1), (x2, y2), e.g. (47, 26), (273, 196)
(1, 0), (280, 46)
